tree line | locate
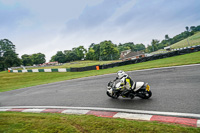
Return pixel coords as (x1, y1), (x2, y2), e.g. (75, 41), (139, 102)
(0, 39), (21, 71)
(1, 25), (199, 71)
(50, 41), (146, 63)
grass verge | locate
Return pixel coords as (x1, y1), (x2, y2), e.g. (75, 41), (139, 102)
(1, 51), (200, 92)
(0, 112), (199, 133)
(17, 60), (121, 70)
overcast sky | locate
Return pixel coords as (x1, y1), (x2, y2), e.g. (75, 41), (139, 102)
(1, 0), (200, 62)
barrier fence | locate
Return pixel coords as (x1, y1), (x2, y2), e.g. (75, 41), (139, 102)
(9, 68), (70, 73)
(9, 45), (200, 73)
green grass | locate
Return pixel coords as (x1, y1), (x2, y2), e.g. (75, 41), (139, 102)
(19, 60), (121, 70)
(170, 32), (200, 49)
(60, 60), (121, 68)
(1, 51), (200, 92)
(0, 112), (199, 133)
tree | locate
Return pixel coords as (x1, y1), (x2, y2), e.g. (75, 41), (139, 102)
(50, 51), (65, 63)
(32, 53), (46, 64)
(185, 26), (189, 32)
(185, 26), (191, 46)
(145, 45), (152, 53)
(0, 39), (15, 57)
(88, 43), (100, 60)
(164, 34), (171, 46)
(73, 46), (87, 60)
(86, 48), (95, 60)
(99, 40), (119, 60)
(50, 55), (56, 62)
(3, 50), (21, 68)
(21, 54), (33, 66)
(117, 42), (134, 53)
(190, 26), (196, 31)
(135, 44), (145, 51)
(165, 34), (169, 40)
(151, 39), (159, 52)
(64, 50), (78, 62)
(0, 39), (21, 71)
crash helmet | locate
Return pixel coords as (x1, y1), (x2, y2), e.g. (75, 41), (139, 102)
(117, 70), (127, 79)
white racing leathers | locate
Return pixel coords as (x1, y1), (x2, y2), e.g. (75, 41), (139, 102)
(117, 75), (134, 92)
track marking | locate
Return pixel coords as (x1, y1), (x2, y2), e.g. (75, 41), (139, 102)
(1, 106), (200, 119)
(114, 113), (152, 121)
(1, 106), (200, 127)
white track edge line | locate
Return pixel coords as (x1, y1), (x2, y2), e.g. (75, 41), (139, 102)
(127, 64), (200, 73)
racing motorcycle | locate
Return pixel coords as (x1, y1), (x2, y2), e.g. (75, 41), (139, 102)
(106, 79), (152, 99)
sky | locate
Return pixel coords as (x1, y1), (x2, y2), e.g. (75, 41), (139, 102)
(0, 0), (200, 62)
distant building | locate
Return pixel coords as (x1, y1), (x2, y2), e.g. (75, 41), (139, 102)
(120, 50), (145, 61)
(120, 49), (131, 60)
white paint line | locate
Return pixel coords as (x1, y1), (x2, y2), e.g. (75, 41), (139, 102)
(62, 109), (90, 115)
(22, 109), (45, 113)
(32, 69), (39, 72)
(127, 64), (200, 73)
(114, 113), (152, 121)
(58, 68), (67, 72)
(0, 109), (10, 111)
(197, 120), (200, 127)
(13, 70), (18, 73)
(68, 64), (200, 79)
(44, 69), (52, 72)
(22, 70), (28, 73)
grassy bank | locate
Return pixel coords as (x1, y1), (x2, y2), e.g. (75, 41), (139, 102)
(151, 32), (200, 54)
(0, 112), (199, 133)
(170, 32), (200, 49)
(1, 51), (200, 92)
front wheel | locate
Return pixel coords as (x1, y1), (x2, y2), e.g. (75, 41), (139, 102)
(106, 91), (112, 97)
(139, 90), (152, 99)
(143, 90), (152, 99)
(106, 91), (119, 99)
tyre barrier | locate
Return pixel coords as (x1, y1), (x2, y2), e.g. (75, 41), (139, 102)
(9, 68), (70, 73)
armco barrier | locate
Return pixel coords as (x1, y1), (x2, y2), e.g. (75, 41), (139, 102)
(70, 65), (97, 72)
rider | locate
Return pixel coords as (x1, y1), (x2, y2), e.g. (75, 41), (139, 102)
(116, 70), (134, 96)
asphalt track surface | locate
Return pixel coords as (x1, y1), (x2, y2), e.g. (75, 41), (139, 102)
(0, 64), (200, 115)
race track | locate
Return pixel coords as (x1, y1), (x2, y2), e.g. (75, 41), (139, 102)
(0, 64), (200, 114)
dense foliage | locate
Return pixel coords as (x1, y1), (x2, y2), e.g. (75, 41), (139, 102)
(51, 41), (146, 62)
(21, 53), (46, 66)
(0, 39), (21, 71)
